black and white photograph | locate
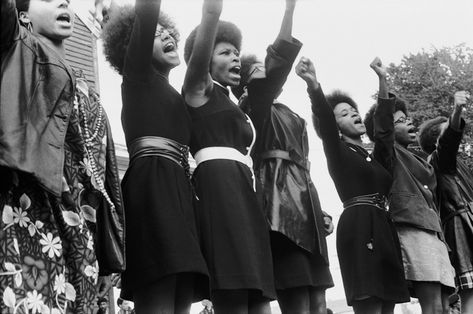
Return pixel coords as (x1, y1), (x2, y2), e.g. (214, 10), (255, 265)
(1, 0), (472, 313)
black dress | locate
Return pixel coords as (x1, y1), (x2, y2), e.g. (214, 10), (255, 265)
(245, 38), (333, 290)
(119, 0), (208, 300)
(188, 85), (276, 299)
(308, 87), (409, 305)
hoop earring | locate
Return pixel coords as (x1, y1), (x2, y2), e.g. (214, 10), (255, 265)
(27, 22), (33, 32)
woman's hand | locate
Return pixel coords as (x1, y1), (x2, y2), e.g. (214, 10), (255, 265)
(96, 275), (112, 298)
(370, 56), (389, 98)
(296, 57), (319, 90)
(454, 90), (470, 112)
(323, 216), (334, 236)
(369, 56), (388, 79)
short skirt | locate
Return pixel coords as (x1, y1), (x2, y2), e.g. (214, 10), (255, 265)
(193, 159), (276, 300)
(443, 209), (473, 276)
(270, 232), (333, 290)
(336, 205), (410, 306)
(397, 225), (455, 293)
(120, 156), (209, 301)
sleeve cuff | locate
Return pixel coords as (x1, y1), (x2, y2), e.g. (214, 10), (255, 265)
(270, 37), (303, 61)
(445, 117), (465, 137)
(448, 117), (466, 133)
(376, 93), (396, 114)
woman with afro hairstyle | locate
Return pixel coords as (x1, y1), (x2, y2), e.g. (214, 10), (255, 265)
(102, 0), (209, 312)
(1, 0), (124, 312)
(418, 91), (473, 314)
(231, 1), (334, 313)
(296, 56), (410, 314)
(182, 0), (275, 313)
(364, 83), (456, 314)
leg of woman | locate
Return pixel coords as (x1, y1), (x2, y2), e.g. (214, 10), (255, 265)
(352, 297), (382, 314)
(174, 273), (195, 314)
(133, 275), (176, 314)
(412, 281), (443, 314)
(248, 292), (271, 314)
(460, 289), (473, 314)
(277, 286), (310, 314)
(380, 301), (395, 314)
(212, 289), (248, 314)
(441, 290), (451, 314)
(309, 287), (327, 314)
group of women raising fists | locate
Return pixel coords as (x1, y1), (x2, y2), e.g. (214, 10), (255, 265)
(2, 0), (471, 313)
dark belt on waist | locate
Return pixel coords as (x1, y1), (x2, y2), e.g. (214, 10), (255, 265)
(260, 149), (310, 171)
(343, 193), (389, 211)
(443, 205), (472, 223)
(128, 136), (190, 178)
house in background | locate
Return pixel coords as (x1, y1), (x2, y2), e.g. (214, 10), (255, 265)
(65, 12), (100, 90)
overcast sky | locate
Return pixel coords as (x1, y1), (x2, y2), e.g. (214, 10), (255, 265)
(73, 0), (473, 306)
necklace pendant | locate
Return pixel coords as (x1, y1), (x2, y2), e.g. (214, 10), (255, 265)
(366, 156), (371, 162)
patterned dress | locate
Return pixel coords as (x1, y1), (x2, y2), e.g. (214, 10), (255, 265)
(0, 74), (120, 314)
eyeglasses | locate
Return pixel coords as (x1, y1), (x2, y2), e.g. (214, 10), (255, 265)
(155, 28), (171, 39)
(394, 116), (411, 124)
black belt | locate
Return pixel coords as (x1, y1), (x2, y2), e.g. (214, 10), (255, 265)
(128, 136), (190, 178)
(443, 205), (472, 223)
(343, 193), (389, 211)
(260, 149), (310, 171)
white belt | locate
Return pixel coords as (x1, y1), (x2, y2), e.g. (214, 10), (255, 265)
(194, 146), (256, 191)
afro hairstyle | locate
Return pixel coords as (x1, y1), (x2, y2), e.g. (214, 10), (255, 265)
(326, 90), (358, 111)
(101, 5), (179, 75)
(312, 90), (358, 138)
(16, 0), (30, 12)
(418, 116), (449, 154)
(231, 54), (260, 99)
(363, 96), (408, 141)
(183, 20), (242, 65)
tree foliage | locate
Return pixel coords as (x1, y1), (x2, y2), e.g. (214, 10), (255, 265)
(387, 44), (473, 168)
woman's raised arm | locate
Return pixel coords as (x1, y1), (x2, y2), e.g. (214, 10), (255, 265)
(122, 0), (162, 81)
(183, 0), (222, 108)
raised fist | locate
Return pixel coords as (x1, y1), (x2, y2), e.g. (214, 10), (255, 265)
(370, 56), (388, 79)
(296, 57), (318, 86)
(454, 91), (470, 110)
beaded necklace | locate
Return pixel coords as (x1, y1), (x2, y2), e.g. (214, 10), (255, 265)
(75, 91), (116, 211)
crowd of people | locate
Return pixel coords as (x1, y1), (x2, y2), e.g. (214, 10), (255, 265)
(0, 0), (472, 313)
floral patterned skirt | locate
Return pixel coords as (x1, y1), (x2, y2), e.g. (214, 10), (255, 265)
(0, 174), (98, 314)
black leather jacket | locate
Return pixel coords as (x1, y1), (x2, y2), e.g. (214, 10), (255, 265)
(429, 120), (473, 273)
(1, 0), (75, 196)
(245, 38), (330, 262)
(429, 121), (473, 223)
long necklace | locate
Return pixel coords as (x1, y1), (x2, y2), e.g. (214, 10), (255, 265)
(75, 94), (115, 211)
(348, 144), (372, 162)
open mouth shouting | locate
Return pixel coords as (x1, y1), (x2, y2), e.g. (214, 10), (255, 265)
(163, 41), (176, 54)
(56, 12), (72, 26)
(407, 125), (417, 138)
(353, 116), (363, 126)
(229, 65), (241, 77)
